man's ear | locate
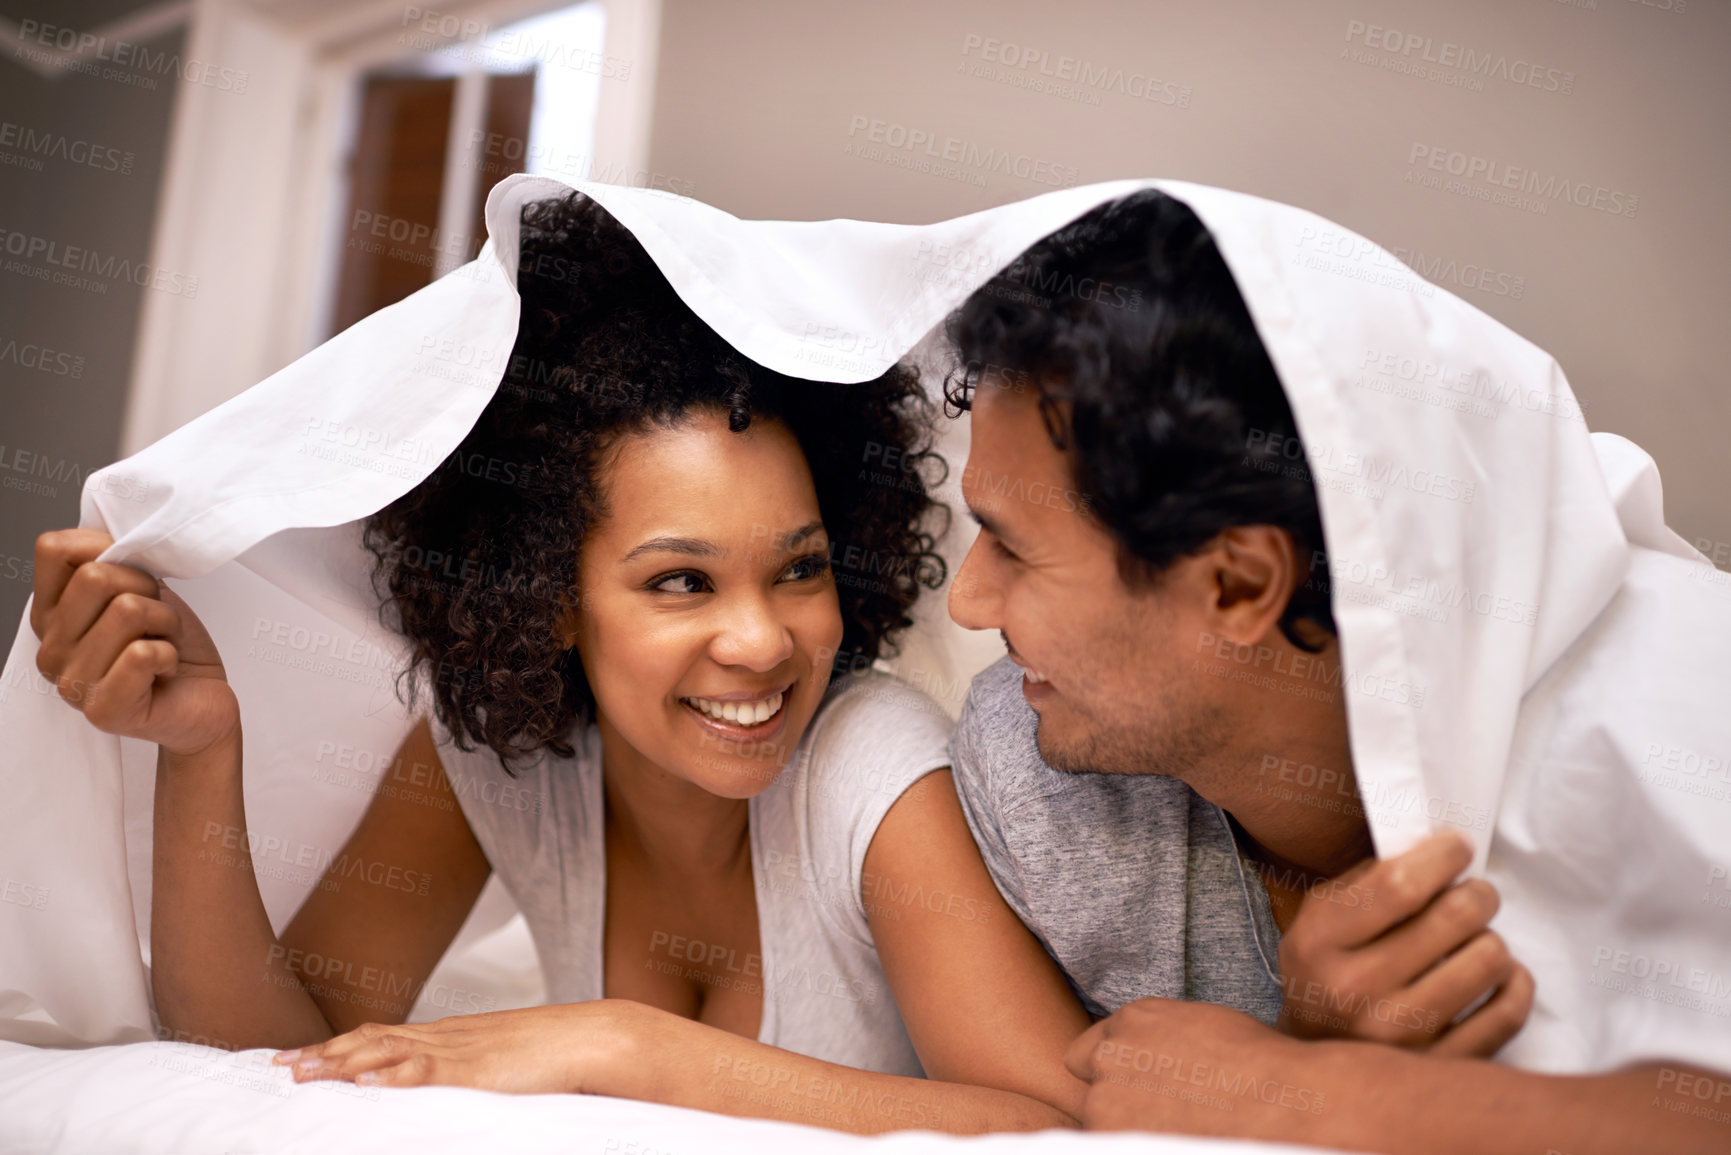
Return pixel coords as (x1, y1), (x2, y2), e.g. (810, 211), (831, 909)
(1204, 526), (1300, 645)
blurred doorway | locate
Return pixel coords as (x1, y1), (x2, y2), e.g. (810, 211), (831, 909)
(330, 3), (602, 333)
(121, 0), (656, 454)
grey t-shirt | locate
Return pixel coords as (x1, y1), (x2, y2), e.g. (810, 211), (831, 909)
(949, 657), (1284, 1024)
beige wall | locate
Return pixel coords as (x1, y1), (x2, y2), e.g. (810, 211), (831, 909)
(0, 9), (186, 635)
(645, 0), (1731, 561)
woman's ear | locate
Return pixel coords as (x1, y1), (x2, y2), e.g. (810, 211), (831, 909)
(557, 590), (583, 650)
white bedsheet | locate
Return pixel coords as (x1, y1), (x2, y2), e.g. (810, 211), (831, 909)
(0, 1039), (1347, 1155)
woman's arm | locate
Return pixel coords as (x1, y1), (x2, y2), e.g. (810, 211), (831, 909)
(153, 716), (492, 1049)
(290, 768), (1090, 1132)
(620, 767), (1091, 1130)
(32, 530), (491, 1051)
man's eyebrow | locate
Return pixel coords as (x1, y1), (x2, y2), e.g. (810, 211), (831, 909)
(965, 504), (1017, 547)
(622, 536), (723, 563)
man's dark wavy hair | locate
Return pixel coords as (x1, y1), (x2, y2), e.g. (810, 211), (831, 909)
(944, 188), (1334, 649)
(365, 192), (946, 767)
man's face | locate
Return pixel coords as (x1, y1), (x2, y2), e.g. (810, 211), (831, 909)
(949, 378), (1228, 776)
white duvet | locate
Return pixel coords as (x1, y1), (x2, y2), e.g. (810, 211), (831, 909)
(0, 1038), (1344, 1155)
(2, 172), (1727, 1151)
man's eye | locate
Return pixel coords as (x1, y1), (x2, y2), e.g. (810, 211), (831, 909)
(990, 535), (1019, 562)
(781, 554), (831, 582)
(650, 571), (709, 594)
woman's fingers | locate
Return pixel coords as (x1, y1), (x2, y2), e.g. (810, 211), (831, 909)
(279, 1021), (444, 1082)
(293, 1040), (407, 1082)
(351, 1052), (443, 1087)
(1427, 963), (1536, 1059)
(28, 529), (113, 635)
(82, 639), (180, 731)
(55, 593), (181, 703)
(28, 545), (238, 749)
(34, 560), (161, 683)
(286, 1034), (405, 1080)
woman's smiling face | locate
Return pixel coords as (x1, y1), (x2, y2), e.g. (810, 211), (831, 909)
(568, 408), (843, 797)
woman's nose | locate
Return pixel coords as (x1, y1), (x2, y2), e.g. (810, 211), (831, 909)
(711, 593), (796, 672)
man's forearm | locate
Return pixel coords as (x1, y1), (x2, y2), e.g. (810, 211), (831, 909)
(610, 1007), (1076, 1134)
(1313, 1046), (1729, 1155)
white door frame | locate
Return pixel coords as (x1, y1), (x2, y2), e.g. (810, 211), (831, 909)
(120, 0), (660, 454)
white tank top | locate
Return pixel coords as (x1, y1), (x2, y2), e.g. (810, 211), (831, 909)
(432, 669), (954, 1077)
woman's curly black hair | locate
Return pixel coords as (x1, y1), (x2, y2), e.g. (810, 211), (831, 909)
(944, 188), (1334, 649)
(364, 192), (946, 767)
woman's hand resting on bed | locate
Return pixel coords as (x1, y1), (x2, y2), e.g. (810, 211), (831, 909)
(274, 1001), (648, 1095)
(1274, 832), (1534, 1057)
(31, 529), (239, 757)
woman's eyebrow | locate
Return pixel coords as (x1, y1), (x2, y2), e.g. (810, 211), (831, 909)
(622, 535), (722, 562)
(622, 521), (824, 563)
(778, 520), (826, 549)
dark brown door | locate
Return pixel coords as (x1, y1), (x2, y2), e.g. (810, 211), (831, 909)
(329, 71), (536, 336)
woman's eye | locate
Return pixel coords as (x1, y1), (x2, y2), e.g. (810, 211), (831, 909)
(781, 554), (831, 582)
(651, 571), (709, 594)
(989, 534), (1019, 562)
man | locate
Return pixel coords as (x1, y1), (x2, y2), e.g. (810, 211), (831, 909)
(942, 189), (1730, 1152)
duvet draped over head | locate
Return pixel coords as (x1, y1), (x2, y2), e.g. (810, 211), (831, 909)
(1, 174), (1724, 1078)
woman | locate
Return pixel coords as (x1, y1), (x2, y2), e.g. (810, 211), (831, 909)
(29, 193), (1092, 1132)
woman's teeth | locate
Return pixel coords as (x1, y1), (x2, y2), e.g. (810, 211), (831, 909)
(684, 691), (784, 726)
(1024, 668), (1049, 684)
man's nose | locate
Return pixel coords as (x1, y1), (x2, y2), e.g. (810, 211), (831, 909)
(948, 534), (1001, 631)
